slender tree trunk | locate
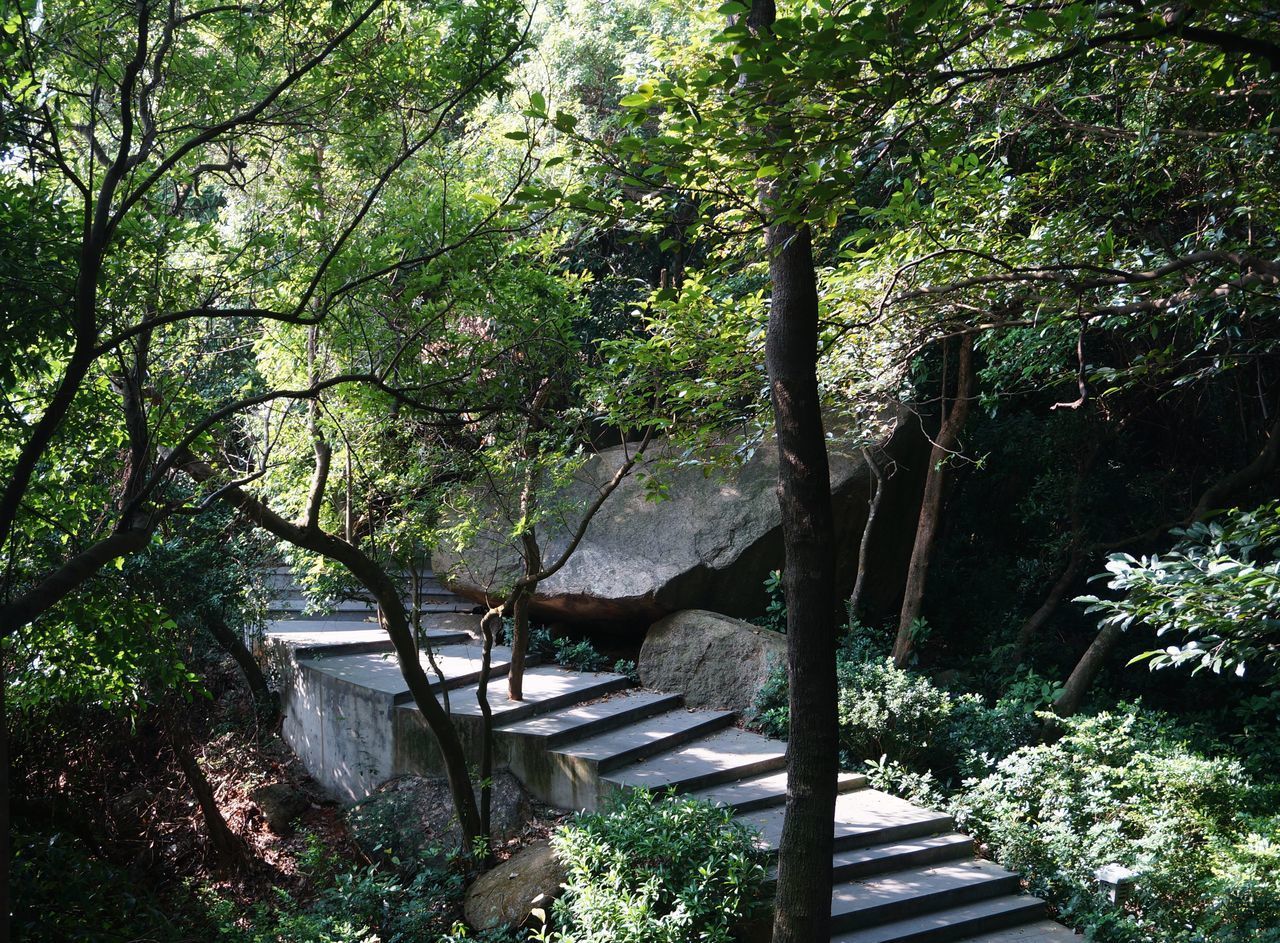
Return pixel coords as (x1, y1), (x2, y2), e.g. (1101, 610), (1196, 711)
(892, 334), (974, 667)
(477, 608), (500, 860)
(181, 454), (486, 847)
(170, 719), (245, 869)
(1011, 551), (1086, 664)
(766, 218), (839, 943)
(507, 533), (541, 701)
(1052, 622), (1121, 717)
(848, 446), (884, 623)
(202, 612), (278, 719)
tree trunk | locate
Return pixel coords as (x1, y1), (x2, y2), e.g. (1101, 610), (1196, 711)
(181, 454), (485, 848)
(169, 720), (246, 869)
(766, 218), (839, 943)
(507, 532), (541, 701)
(892, 334), (974, 667)
(1052, 622), (1121, 717)
(477, 608), (500, 860)
(202, 612), (279, 720)
(848, 446), (884, 623)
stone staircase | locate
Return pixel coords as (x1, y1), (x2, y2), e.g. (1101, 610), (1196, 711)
(264, 571), (1077, 942)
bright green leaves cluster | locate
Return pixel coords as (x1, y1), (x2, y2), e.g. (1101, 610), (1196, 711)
(1080, 502), (1280, 682)
(549, 789), (767, 943)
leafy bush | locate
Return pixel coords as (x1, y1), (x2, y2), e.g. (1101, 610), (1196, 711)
(547, 790), (766, 943)
(750, 636), (1036, 787)
(552, 638), (608, 672)
(1078, 501), (1280, 681)
(952, 707), (1280, 943)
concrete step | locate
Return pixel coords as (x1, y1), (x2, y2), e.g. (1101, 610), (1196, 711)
(830, 860), (1022, 934)
(447, 666), (633, 726)
(602, 727), (787, 794)
(741, 788), (953, 854)
(955, 920), (1079, 942)
(498, 690), (685, 748)
(831, 895), (1046, 943)
(297, 644), (513, 701)
(690, 769), (867, 813)
(763, 833), (975, 888)
(829, 834), (975, 883)
(269, 598), (466, 615)
(550, 707), (736, 775)
(265, 620), (473, 656)
(962, 921), (1080, 941)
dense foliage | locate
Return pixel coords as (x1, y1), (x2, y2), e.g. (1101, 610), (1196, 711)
(547, 790), (766, 943)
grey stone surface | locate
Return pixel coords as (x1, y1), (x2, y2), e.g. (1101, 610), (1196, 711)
(250, 782), (310, 835)
(830, 859), (1021, 930)
(691, 769), (866, 813)
(638, 609), (785, 712)
(464, 841), (566, 931)
(551, 708), (733, 770)
(602, 726), (785, 792)
(435, 413), (927, 625)
(740, 788), (953, 853)
(830, 895), (1047, 943)
(497, 690), (681, 745)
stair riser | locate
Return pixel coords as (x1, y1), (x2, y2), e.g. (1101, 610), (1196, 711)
(763, 838), (974, 890)
(536, 694), (685, 750)
(391, 661), (512, 704)
(593, 714), (737, 774)
(299, 634), (473, 659)
(832, 841), (974, 884)
(723, 775), (869, 814)
(616, 754), (789, 796)
(478, 676), (635, 727)
(840, 899), (1046, 943)
(832, 876), (1023, 935)
(829, 816), (955, 855)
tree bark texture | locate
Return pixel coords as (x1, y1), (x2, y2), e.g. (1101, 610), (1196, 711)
(848, 446), (885, 622)
(766, 218), (840, 943)
(181, 454), (485, 847)
(892, 333), (975, 667)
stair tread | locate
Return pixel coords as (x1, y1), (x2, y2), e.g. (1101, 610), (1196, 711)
(299, 644), (513, 696)
(602, 727), (786, 791)
(551, 707), (734, 763)
(955, 920), (1080, 942)
(832, 859), (1020, 918)
(831, 895), (1046, 943)
(447, 666), (631, 720)
(267, 621), (468, 650)
(831, 833), (975, 871)
(494, 685), (686, 736)
(741, 788), (953, 852)
(691, 769), (867, 811)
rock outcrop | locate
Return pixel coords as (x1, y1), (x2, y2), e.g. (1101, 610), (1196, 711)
(436, 412), (926, 627)
(464, 840), (566, 931)
(638, 610), (785, 712)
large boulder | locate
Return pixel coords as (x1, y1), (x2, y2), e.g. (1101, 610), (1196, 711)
(464, 840), (566, 931)
(345, 771), (531, 872)
(436, 412), (926, 628)
(638, 610), (785, 713)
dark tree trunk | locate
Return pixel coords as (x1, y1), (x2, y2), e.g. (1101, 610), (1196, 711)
(181, 454), (486, 848)
(893, 334), (974, 667)
(169, 720), (246, 869)
(202, 612), (279, 720)
(848, 446), (884, 623)
(766, 218), (839, 943)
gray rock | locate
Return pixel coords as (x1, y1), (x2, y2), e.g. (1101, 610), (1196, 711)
(250, 782), (309, 835)
(638, 610), (786, 712)
(464, 840), (566, 931)
(435, 412), (926, 627)
(345, 771), (531, 871)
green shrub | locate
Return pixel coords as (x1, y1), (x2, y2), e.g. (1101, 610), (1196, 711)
(552, 638), (608, 672)
(750, 640), (1035, 787)
(547, 790), (766, 943)
(952, 707), (1280, 943)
